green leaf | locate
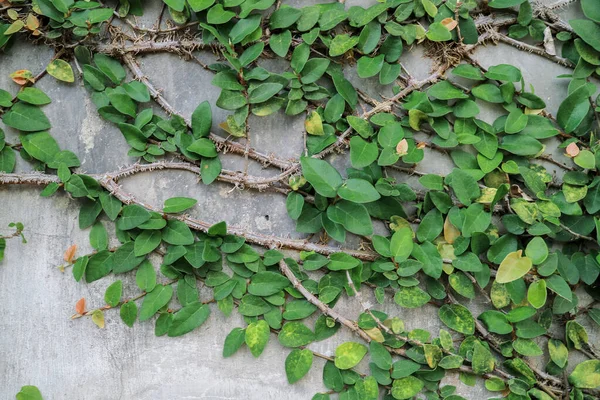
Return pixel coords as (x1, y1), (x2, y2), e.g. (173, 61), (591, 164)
(337, 179), (380, 203)
(278, 322), (315, 347)
(428, 81), (468, 100)
(162, 220), (194, 245)
(230, 14), (262, 44)
(569, 360), (600, 389)
(104, 280), (123, 307)
(328, 253), (360, 270)
(248, 271), (290, 296)
(94, 54), (126, 84)
(117, 205), (151, 230)
(525, 237), (548, 265)
(391, 376), (424, 399)
(134, 229), (161, 256)
(2, 102), (51, 132)
(327, 200), (373, 236)
(120, 301), (137, 327)
(489, 0), (525, 8)
(484, 64), (522, 82)
(329, 34), (359, 57)
(527, 279), (547, 309)
(370, 341), (392, 370)
(390, 227), (413, 263)
(269, 30), (292, 57)
(472, 341), (495, 374)
(426, 22), (452, 42)
(17, 87), (51, 105)
(136, 260), (157, 292)
(46, 59), (74, 82)
(191, 101), (212, 140)
(334, 342), (368, 370)
(446, 169), (480, 206)
(20, 131), (60, 163)
(139, 284), (174, 321)
(571, 19), (600, 52)
(300, 58), (330, 84)
(16, 386), (43, 400)
(557, 84), (592, 133)
(245, 319), (270, 357)
(300, 157), (342, 198)
(223, 327), (246, 357)
(581, 0), (600, 22)
(163, 197), (197, 213)
(496, 250), (532, 284)
(168, 301), (211, 337)
(249, 83), (284, 104)
(285, 349), (313, 384)
(548, 339), (568, 368)
(438, 304), (475, 334)
(357, 55), (384, 78)
(394, 286), (431, 308)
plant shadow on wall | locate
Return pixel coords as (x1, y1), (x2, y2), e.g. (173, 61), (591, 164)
(1, 0), (600, 398)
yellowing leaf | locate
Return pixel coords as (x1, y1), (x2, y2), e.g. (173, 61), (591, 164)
(495, 250), (532, 284)
(75, 298), (86, 315)
(441, 18), (458, 31)
(4, 20), (24, 35)
(443, 216), (460, 244)
(305, 111), (324, 136)
(46, 59), (75, 83)
(364, 327), (384, 342)
(91, 309), (105, 328)
(26, 14), (40, 31)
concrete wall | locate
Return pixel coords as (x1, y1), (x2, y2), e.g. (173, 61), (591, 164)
(0, 1), (597, 399)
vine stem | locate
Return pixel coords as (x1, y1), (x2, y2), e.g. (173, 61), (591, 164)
(121, 53), (294, 171)
(0, 171), (379, 260)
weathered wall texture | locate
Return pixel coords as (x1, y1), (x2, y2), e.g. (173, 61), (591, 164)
(0, 1), (597, 399)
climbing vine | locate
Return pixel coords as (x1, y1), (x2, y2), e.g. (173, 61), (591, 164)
(2, 0), (600, 399)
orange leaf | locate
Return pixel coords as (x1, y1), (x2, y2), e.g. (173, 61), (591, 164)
(75, 298), (86, 315)
(26, 14), (40, 31)
(565, 142), (579, 158)
(64, 244), (77, 263)
(10, 69), (34, 85)
(441, 18), (458, 31)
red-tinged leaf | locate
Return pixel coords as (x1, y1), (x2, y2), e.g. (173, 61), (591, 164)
(565, 142), (580, 158)
(396, 139), (409, 156)
(64, 244), (77, 263)
(75, 298), (86, 315)
(441, 18), (458, 31)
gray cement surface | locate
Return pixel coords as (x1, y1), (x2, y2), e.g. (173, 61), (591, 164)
(0, 1), (598, 399)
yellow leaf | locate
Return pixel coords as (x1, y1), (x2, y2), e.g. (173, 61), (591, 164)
(441, 18), (458, 31)
(26, 14), (40, 31)
(91, 310), (105, 329)
(443, 216), (460, 244)
(5, 20), (24, 35)
(496, 250), (532, 284)
(364, 327), (384, 342)
(305, 111), (324, 136)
